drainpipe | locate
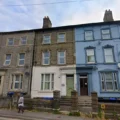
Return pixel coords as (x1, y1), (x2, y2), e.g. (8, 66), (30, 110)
(29, 31), (36, 97)
(0, 32), (5, 96)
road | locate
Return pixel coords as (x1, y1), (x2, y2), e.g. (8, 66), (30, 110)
(0, 117), (45, 120)
(0, 117), (21, 120)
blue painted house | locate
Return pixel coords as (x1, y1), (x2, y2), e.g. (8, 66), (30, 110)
(75, 21), (120, 100)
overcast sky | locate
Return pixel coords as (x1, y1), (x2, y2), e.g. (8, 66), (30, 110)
(0, 0), (120, 31)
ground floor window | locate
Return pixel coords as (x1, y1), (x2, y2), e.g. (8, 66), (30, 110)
(100, 72), (118, 91)
(11, 74), (23, 90)
(41, 74), (54, 90)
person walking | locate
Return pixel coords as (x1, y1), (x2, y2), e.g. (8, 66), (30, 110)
(18, 94), (24, 113)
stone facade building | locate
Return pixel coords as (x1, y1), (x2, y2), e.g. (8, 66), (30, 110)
(0, 31), (35, 96)
(31, 17), (76, 98)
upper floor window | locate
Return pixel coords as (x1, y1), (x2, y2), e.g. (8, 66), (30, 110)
(100, 72), (118, 91)
(18, 53), (25, 66)
(86, 49), (95, 63)
(4, 54), (11, 65)
(85, 31), (93, 40)
(104, 48), (114, 63)
(43, 35), (51, 44)
(21, 37), (27, 45)
(42, 52), (50, 65)
(41, 74), (54, 90)
(102, 29), (111, 39)
(58, 51), (66, 64)
(8, 38), (14, 46)
(11, 74), (23, 90)
(57, 33), (66, 43)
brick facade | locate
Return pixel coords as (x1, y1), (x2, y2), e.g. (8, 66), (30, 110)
(34, 28), (75, 66)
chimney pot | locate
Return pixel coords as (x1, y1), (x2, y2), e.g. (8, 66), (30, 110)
(103, 9), (114, 22)
(42, 16), (52, 28)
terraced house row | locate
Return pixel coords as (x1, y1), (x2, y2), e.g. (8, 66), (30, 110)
(0, 10), (120, 101)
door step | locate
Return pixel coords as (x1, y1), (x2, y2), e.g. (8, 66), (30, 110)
(78, 96), (92, 112)
(60, 97), (71, 110)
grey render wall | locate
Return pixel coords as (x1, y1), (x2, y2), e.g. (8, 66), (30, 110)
(0, 32), (35, 96)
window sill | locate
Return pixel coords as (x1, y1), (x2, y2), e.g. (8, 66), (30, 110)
(20, 44), (27, 46)
(38, 91), (53, 93)
(9, 89), (23, 92)
(86, 63), (96, 65)
(101, 38), (112, 41)
(17, 65), (25, 67)
(84, 40), (95, 42)
(3, 64), (11, 66)
(100, 91), (120, 93)
(57, 41), (66, 43)
(7, 45), (14, 46)
(58, 64), (66, 66)
(42, 64), (50, 66)
(103, 63), (116, 65)
(42, 43), (51, 45)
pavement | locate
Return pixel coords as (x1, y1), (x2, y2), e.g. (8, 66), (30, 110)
(0, 109), (92, 120)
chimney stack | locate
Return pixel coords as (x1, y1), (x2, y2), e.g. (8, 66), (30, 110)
(43, 16), (52, 28)
(103, 9), (114, 22)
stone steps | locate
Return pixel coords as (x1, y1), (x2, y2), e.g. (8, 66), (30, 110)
(78, 96), (92, 112)
(60, 97), (71, 110)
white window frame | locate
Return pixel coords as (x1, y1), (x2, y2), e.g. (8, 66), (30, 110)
(102, 29), (111, 39)
(86, 49), (95, 64)
(4, 54), (12, 66)
(20, 36), (27, 45)
(85, 31), (93, 41)
(11, 74), (23, 90)
(42, 51), (50, 65)
(104, 48), (114, 63)
(100, 72), (118, 92)
(57, 51), (66, 64)
(18, 53), (25, 66)
(57, 33), (66, 43)
(41, 74), (54, 91)
(43, 34), (51, 44)
(7, 38), (14, 46)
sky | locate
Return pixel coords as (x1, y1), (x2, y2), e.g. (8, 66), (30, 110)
(0, 0), (120, 32)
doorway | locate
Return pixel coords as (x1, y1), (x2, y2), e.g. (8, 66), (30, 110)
(66, 75), (74, 96)
(80, 74), (88, 95)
